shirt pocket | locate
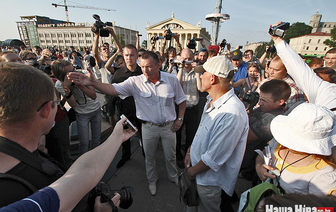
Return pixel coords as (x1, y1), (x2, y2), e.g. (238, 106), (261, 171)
(139, 91), (152, 106)
(165, 93), (175, 106)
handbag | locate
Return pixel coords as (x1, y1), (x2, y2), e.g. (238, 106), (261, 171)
(178, 169), (199, 206)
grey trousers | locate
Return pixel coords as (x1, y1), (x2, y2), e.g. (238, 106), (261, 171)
(142, 122), (178, 184)
(187, 184), (222, 212)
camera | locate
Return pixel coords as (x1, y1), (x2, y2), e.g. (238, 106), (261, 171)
(92, 14), (113, 37)
(88, 181), (133, 211)
(150, 35), (164, 44)
(241, 91), (260, 111)
(269, 22), (290, 38)
(220, 39), (227, 48)
(169, 58), (193, 65)
(120, 114), (137, 132)
(266, 45), (276, 54)
(187, 37), (201, 49)
(165, 28), (176, 41)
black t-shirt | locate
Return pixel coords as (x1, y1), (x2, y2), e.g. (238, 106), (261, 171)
(112, 65), (142, 116)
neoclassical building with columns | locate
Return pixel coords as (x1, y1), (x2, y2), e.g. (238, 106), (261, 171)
(146, 13), (211, 52)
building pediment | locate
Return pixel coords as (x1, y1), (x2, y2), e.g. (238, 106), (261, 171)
(146, 17), (201, 31)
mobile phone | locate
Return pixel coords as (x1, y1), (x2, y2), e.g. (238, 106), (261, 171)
(120, 114), (137, 132)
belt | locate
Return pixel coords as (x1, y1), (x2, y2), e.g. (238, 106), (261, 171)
(141, 120), (173, 127)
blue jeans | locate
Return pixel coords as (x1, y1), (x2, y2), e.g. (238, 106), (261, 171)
(76, 109), (102, 155)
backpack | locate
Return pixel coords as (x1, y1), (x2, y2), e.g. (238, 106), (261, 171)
(238, 182), (283, 212)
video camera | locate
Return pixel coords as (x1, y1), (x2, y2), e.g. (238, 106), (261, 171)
(220, 39), (227, 49)
(165, 28), (176, 41)
(88, 182), (133, 212)
(187, 37), (202, 49)
(92, 14), (113, 37)
(169, 58), (193, 65)
(151, 35), (164, 44)
(269, 22), (290, 38)
(241, 91), (260, 112)
(266, 45), (277, 54)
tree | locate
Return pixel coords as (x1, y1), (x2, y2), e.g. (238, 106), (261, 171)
(324, 26), (336, 48)
(283, 22), (312, 43)
(255, 40), (274, 58)
(141, 40), (147, 49)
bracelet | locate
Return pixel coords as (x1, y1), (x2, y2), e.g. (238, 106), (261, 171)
(187, 153), (190, 155)
(65, 90), (72, 99)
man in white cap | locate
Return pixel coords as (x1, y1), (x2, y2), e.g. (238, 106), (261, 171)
(185, 56), (249, 212)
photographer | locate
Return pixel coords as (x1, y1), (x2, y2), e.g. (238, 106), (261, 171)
(175, 48), (203, 168)
(270, 21), (336, 109)
(239, 79), (291, 182)
(51, 60), (102, 155)
(160, 29), (182, 73)
(0, 117), (136, 212)
(0, 50), (22, 63)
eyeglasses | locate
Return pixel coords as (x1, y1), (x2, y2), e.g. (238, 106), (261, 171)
(37, 99), (61, 112)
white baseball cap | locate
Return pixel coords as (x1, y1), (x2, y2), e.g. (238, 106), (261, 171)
(194, 56), (234, 78)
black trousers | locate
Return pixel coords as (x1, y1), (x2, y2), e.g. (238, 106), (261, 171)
(176, 104), (200, 160)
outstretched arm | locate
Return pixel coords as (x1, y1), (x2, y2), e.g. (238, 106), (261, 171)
(50, 118), (137, 211)
(67, 68), (119, 96)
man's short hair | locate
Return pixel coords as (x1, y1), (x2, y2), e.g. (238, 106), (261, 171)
(244, 49), (253, 55)
(19, 50), (36, 60)
(51, 60), (72, 81)
(314, 67), (336, 83)
(326, 47), (336, 55)
(141, 51), (159, 64)
(309, 57), (323, 68)
(198, 48), (208, 55)
(259, 79), (291, 102)
(0, 62), (54, 127)
(0, 51), (17, 62)
(270, 55), (287, 72)
(115, 54), (124, 63)
(124, 44), (137, 52)
(138, 48), (146, 56)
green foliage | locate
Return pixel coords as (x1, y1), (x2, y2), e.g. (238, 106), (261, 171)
(255, 39), (274, 58)
(323, 26), (336, 48)
(283, 22), (312, 43)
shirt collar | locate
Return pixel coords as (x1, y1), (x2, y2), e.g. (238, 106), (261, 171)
(142, 71), (166, 84)
(206, 88), (235, 112)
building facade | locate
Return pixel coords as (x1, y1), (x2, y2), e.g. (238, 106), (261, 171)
(146, 13), (211, 52)
(244, 42), (265, 54)
(17, 15), (138, 50)
(309, 11), (336, 33)
(289, 32), (331, 56)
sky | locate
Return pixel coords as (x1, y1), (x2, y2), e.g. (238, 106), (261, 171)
(0, 0), (335, 48)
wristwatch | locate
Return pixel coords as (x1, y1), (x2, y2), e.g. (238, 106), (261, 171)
(177, 117), (183, 122)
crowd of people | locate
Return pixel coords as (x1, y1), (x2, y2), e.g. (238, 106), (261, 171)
(0, 20), (336, 212)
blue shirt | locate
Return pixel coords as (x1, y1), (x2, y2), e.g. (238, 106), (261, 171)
(233, 61), (249, 92)
(0, 187), (59, 212)
(190, 89), (249, 196)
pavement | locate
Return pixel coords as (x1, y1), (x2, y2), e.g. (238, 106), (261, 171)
(69, 94), (253, 211)
(105, 139), (252, 212)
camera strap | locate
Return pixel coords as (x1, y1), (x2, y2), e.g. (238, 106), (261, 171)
(0, 136), (64, 176)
